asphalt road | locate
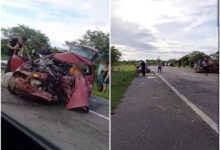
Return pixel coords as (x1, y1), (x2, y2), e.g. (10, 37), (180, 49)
(1, 87), (109, 150)
(112, 66), (218, 150)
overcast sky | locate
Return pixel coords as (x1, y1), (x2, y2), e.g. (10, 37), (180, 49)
(2, 0), (109, 48)
(111, 0), (218, 60)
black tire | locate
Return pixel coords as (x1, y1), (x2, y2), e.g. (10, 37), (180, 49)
(83, 107), (89, 113)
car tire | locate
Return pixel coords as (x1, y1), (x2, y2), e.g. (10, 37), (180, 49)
(83, 107), (89, 113)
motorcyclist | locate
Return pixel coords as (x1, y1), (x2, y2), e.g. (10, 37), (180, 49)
(140, 60), (146, 76)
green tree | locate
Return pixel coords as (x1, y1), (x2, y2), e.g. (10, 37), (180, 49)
(1, 25), (50, 57)
(210, 51), (218, 62)
(64, 41), (79, 48)
(1, 39), (9, 56)
(168, 58), (178, 65)
(189, 51), (209, 62)
(64, 30), (109, 59)
(180, 55), (190, 66)
(111, 46), (122, 65)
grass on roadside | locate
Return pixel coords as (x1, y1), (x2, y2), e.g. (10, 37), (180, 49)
(182, 65), (191, 69)
(92, 81), (109, 100)
(1, 54), (8, 60)
(91, 67), (109, 100)
(111, 64), (136, 110)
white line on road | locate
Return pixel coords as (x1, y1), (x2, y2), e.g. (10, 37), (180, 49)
(89, 110), (109, 120)
(151, 68), (218, 134)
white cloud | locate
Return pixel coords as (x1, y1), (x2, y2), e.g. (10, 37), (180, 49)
(111, 0), (218, 60)
(1, 0), (109, 48)
(1, 0), (38, 10)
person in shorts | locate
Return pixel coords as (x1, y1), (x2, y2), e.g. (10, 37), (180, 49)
(102, 63), (109, 93)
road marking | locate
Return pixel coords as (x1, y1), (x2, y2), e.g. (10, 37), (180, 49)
(89, 96), (109, 120)
(151, 68), (218, 134)
(147, 76), (156, 79)
(89, 110), (109, 120)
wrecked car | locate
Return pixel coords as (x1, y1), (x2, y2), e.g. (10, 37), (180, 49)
(195, 60), (219, 73)
(8, 45), (98, 112)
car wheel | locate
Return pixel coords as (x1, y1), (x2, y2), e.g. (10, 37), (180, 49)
(83, 107), (89, 113)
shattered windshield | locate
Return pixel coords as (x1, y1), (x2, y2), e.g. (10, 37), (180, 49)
(70, 46), (98, 61)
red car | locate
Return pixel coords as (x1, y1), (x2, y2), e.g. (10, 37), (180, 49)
(8, 45), (98, 112)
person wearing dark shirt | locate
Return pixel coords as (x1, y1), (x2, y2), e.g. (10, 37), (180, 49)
(190, 61), (194, 69)
(178, 59), (181, 69)
(5, 37), (27, 72)
(140, 60), (146, 76)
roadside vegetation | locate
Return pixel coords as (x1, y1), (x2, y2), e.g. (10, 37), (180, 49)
(111, 64), (136, 110)
(92, 81), (109, 99)
(1, 54), (8, 60)
(111, 46), (136, 110)
(1, 25), (62, 60)
(92, 66), (109, 100)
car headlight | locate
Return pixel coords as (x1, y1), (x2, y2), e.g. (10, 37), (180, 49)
(32, 73), (40, 77)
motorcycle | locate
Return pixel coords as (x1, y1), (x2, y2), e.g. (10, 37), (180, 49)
(136, 65), (150, 75)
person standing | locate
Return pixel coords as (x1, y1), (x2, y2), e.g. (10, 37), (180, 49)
(5, 37), (27, 72)
(190, 61), (194, 69)
(102, 63), (109, 93)
(202, 58), (209, 76)
(157, 58), (162, 74)
(197, 60), (201, 69)
(140, 60), (146, 76)
(98, 62), (109, 92)
(178, 59), (181, 69)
